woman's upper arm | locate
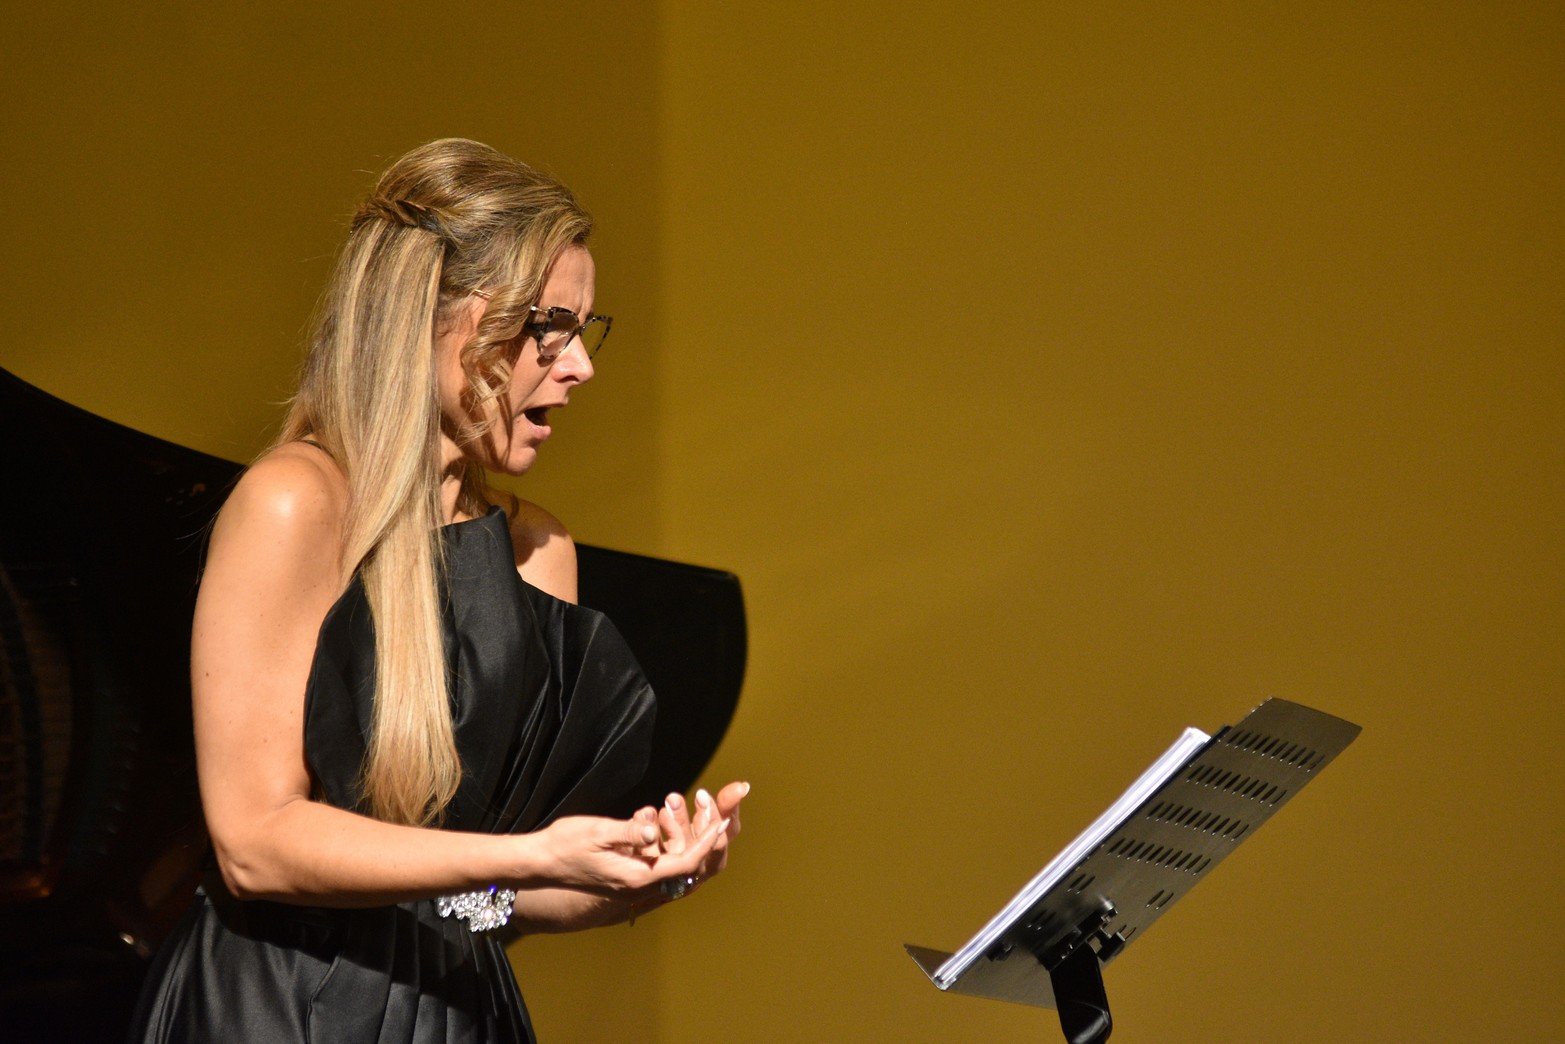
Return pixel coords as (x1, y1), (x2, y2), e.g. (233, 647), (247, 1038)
(508, 497), (578, 603)
(192, 450), (347, 882)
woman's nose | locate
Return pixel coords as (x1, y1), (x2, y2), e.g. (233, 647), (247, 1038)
(552, 336), (595, 383)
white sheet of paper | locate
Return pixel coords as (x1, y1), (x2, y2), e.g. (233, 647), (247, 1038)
(934, 726), (1212, 988)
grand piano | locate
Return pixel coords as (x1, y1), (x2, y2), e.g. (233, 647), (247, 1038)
(0, 365), (747, 1040)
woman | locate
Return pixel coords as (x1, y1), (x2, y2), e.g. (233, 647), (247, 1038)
(130, 138), (748, 1041)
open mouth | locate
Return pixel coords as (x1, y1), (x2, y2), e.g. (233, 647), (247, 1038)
(522, 406), (550, 426)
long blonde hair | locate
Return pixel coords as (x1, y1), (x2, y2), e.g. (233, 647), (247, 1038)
(262, 138), (592, 826)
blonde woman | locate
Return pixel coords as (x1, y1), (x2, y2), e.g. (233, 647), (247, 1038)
(130, 138), (748, 1042)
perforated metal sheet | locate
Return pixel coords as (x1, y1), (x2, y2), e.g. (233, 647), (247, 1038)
(907, 698), (1361, 1009)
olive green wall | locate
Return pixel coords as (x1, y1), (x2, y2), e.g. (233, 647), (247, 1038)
(650, 5), (1562, 1041)
(4, 3), (1562, 1042)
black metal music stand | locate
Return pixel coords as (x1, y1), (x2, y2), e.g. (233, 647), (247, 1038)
(905, 698), (1361, 1043)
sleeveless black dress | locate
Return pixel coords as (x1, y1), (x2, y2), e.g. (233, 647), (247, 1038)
(128, 504), (657, 1042)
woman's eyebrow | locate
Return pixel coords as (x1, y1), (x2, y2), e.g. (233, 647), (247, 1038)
(536, 298), (590, 316)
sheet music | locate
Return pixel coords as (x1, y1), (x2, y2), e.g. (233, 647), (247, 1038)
(934, 726), (1212, 988)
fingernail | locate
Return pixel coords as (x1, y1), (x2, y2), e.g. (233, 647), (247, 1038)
(666, 793), (682, 811)
(642, 826), (658, 844)
(740, 782), (751, 797)
(696, 788), (712, 807)
(718, 817), (731, 833)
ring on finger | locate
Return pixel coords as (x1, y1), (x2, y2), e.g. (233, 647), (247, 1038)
(659, 874), (697, 902)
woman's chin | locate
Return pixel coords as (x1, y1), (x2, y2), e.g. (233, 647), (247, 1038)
(496, 447), (539, 476)
(462, 430), (540, 476)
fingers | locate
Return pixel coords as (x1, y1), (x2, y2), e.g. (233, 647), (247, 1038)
(666, 818), (725, 896)
(656, 806), (683, 855)
(691, 787), (714, 833)
(618, 811), (724, 888)
(658, 791), (694, 856)
(626, 807), (660, 857)
(664, 816), (726, 877)
(595, 783), (745, 902)
(714, 781), (748, 847)
(699, 781), (746, 876)
(713, 781), (749, 819)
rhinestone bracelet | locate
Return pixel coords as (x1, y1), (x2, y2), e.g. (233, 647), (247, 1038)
(436, 885), (518, 933)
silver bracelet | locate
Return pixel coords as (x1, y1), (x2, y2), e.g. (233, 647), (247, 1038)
(436, 885), (518, 933)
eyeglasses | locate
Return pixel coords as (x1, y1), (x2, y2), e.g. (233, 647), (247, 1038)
(525, 305), (612, 363)
(471, 289), (612, 364)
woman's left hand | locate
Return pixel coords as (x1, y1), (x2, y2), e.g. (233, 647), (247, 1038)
(655, 780), (748, 896)
(510, 782), (748, 934)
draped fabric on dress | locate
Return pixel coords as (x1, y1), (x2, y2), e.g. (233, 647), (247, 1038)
(129, 505), (657, 1043)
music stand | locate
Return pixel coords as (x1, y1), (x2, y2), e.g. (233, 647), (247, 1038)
(905, 698), (1361, 1043)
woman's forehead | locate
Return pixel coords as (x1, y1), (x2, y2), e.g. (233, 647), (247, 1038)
(539, 244), (595, 310)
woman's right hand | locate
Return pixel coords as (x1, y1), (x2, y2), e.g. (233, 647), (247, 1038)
(530, 807), (727, 899)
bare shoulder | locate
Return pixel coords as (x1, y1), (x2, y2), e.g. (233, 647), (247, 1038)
(491, 489), (578, 603)
(190, 442), (353, 865)
(207, 442), (349, 586)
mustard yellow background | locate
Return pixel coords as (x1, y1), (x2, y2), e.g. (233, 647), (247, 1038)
(5, 4), (1561, 1041)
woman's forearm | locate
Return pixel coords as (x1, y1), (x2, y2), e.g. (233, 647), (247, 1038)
(510, 887), (645, 936)
(210, 794), (550, 906)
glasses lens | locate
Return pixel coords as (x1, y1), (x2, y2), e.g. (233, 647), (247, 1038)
(536, 329), (569, 361)
(578, 317), (610, 359)
(531, 308), (575, 361)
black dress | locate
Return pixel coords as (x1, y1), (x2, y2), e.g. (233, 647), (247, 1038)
(129, 504), (657, 1042)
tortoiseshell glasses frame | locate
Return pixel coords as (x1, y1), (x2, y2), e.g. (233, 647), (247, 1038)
(470, 289), (612, 363)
